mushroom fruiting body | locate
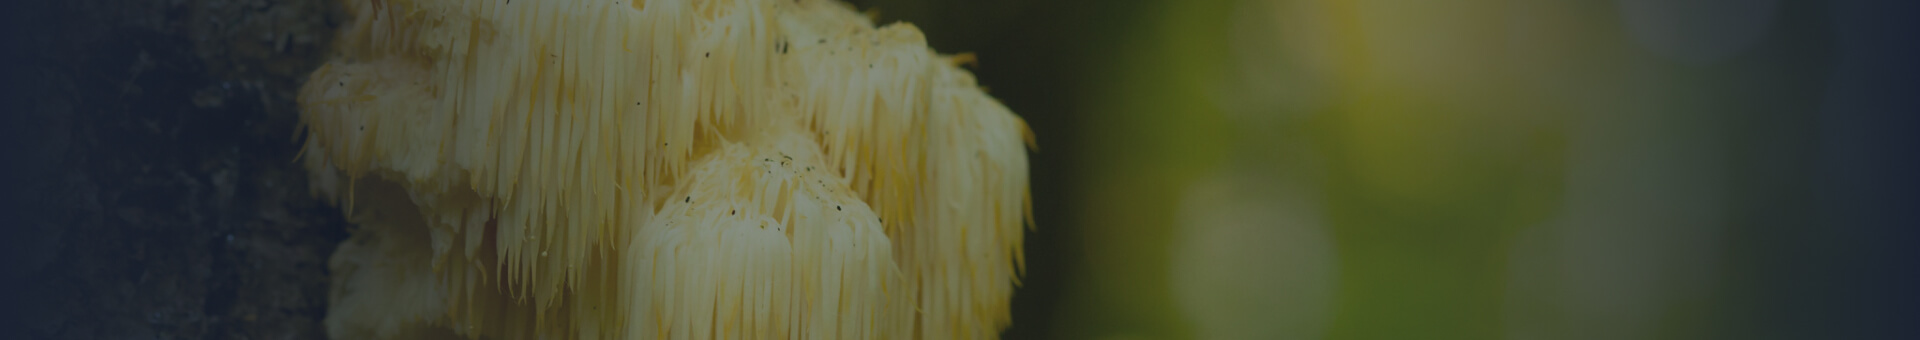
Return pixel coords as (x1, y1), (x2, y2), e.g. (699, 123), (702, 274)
(296, 0), (1034, 339)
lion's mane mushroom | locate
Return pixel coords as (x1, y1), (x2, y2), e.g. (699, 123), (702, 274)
(295, 0), (1033, 339)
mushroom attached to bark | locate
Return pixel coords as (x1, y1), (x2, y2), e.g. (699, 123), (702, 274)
(296, 0), (1034, 339)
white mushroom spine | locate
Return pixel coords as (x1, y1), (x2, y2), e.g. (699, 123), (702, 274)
(297, 0), (1034, 339)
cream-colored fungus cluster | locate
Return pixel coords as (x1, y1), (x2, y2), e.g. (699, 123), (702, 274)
(295, 0), (1032, 339)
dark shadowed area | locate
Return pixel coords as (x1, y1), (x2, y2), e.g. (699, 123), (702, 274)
(1, 0), (347, 338)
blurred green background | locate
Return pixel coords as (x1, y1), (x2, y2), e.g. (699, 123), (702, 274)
(851, 0), (1920, 339)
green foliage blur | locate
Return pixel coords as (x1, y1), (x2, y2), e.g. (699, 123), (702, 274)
(855, 0), (1840, 339)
